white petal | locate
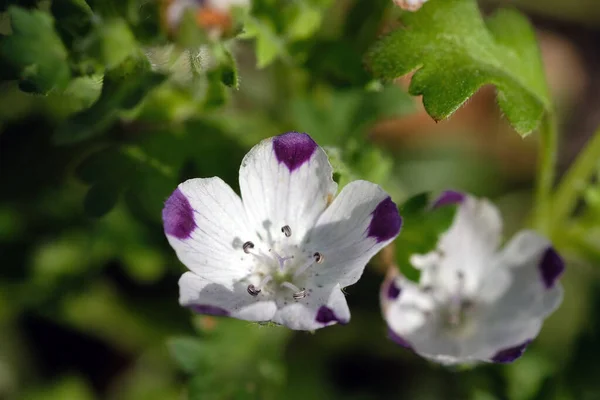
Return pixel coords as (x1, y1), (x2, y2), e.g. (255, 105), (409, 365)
(382, 278), (463, 362)
(417, 195), (503, 298)
(303, 180), (402, 288)
(384, 278), (435, 335)
(488, 231), (564, 322)
(163, 177), (254, 284)
(271, 284), (350, 331)
(473, 319), (542, 362)
(383, 278), (542, 364)
(500, 230), (550, 269)
(179, 272), (277, 322)
(239, 132), (337, 244)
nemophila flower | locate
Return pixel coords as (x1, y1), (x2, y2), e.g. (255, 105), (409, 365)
(163, 0), (249, 36)
(381, 191), (564, 364)
(163, 132), (402, 330)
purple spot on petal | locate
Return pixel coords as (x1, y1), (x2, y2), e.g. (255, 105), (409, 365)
(367, 197), (402, 243)
(315, 306), (347, 325)
(387, 327), (412, 349)
(189, 304), (230, 317)
(386, 280), (401, 300)
(491, 339), (532, 363)
(539, 247), (565, 289)
(272, 132), (318, 171)
(163, 188), (196, 239)
(432, 190), (465, 208)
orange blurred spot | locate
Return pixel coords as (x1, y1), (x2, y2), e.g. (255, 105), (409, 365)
(326, 193), (334, 206)
(199, 316), (218, 331)
(196, 8), (232, 31)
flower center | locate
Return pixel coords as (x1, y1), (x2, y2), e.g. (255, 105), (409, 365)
(424, 270), (476, 336)
(241, 225), (323, 300)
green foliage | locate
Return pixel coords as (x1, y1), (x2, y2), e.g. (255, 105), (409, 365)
(51, 0), (94, 48)
(168, 337), (207, 373)
(395, 193), (457, 281)
(176, 9), (211, 49)
(75, 120), (246, 219)
(239, 15), (286, 68)
(291, 84), (414, 146)
(82, 18), (138, 70)
(53, 56), (167, 144)
(366, 0), (551, 136)
(0, 0), (596, 399)
(169, 319), (289, 400)
(240, 0), (333, 68)
(1, 6), (71, 93)
(19, 376), (95, 400)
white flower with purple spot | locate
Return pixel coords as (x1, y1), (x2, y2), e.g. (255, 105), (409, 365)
(381, 191), (565, 364)
(163, 132), (402, 330)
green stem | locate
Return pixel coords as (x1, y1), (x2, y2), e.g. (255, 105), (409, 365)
(534, 113), (558, 235)
(552, 127), (600, 231)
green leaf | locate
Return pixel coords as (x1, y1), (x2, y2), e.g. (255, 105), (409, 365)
(292, 85), (413, 146)
(53, 56), (167, 144)
(43, 75), (103, 117)
(74, 121), (246, 221)
(183, 319), (289, 400)
(366, 0), (551, 136)
(505, 352), (555, 400)
(176, 9), (210, 49)
(214, 44), (239, 89)
(168, 337), (207, 374)
(83, 182), (120, 218)
(395, 192), (457, 281)
(203, 70), (228, 109)
(285, 3), (322, 40)
(86, 0), (140, 23)
(51, 0), (94, 48)
(1, 6), (71, 94)
(239, 16), (285, 68)
(82, 18), (138, 70)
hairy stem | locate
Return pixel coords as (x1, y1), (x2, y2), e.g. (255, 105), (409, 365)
(534, 114), (558, 236)
(552, 127), (600, 232)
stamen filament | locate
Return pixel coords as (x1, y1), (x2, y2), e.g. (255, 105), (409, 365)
(293, 258), (315, 278)
(281, 282), (302, 293)
(257, 275), (272, 289)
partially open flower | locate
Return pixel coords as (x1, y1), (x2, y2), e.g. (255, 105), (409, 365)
(163, 132), (402, 330)
(381, 192), (564, 364)
(163, 0), (250, 37)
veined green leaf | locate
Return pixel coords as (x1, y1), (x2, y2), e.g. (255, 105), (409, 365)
(366, 0), (551, 136)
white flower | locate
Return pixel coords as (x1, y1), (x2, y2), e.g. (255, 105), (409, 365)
(163, 132), (402, 330)
(393, 0), (428, 12)
(381, 191), (564, 364)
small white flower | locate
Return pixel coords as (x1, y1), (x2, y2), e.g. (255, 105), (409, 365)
(393, 0), (428, 12)
(163, 132), (402, 330)
(381, 191), (565, 364)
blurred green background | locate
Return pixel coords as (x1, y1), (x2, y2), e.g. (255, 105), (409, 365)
(1, 0), (600, 399)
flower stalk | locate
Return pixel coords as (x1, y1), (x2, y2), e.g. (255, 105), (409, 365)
(534, 113), (559, 236)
